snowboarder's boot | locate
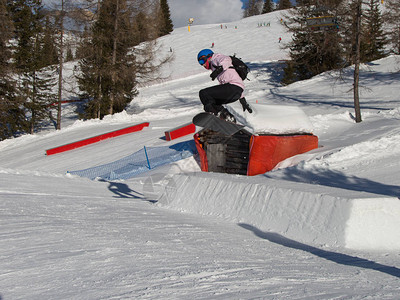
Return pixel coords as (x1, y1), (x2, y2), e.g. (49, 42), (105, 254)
(217, 108), (236, 123)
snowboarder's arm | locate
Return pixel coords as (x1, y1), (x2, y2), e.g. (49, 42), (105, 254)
(210, 65), (223, 80)
(209, 54), (231, 80)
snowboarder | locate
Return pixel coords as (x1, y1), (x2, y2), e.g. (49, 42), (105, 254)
(196, 49), (251, 123)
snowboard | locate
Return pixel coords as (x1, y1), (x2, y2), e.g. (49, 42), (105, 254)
(193, 112), (244, 136)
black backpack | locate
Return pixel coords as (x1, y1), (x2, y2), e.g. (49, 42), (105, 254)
(230, 55), (250, 80)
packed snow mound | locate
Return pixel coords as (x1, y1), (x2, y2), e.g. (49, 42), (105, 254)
(227, 103), (315, 135)
(157, 172), (400, 250)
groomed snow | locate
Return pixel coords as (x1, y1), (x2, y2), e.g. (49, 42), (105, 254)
(0, 10), (399, 300)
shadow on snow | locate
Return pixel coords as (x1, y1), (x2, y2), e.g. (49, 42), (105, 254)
(264, 168), (400, 198)
(99, 179), (144, 199)
(239, 223), (400, 279)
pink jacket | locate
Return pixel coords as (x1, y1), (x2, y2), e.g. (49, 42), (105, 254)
(210, 53), (245, 96)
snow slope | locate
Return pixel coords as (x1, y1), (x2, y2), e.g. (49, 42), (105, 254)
(0, 11), (399, 299)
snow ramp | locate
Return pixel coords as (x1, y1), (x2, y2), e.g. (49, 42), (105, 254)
(157, 173), (400, 251)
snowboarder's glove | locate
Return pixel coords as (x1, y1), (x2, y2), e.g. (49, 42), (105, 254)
(240, 97), (253, 113)
(210, 66), (223, 81)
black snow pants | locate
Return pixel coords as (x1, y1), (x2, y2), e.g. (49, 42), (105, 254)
(199, 83), (243, 114)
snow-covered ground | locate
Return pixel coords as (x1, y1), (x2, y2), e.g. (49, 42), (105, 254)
(1, 11), (400, 299)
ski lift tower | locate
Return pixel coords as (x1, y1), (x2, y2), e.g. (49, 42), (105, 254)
(188, 18), (194, 32)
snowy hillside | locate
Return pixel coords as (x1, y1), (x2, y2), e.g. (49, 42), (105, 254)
(0, 11), (400, 299)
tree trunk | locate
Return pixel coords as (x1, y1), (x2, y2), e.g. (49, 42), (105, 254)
(353, 0), (362, 123)
(57, 0), (65, 130)
(398, 26), (400, 54)
(109, 0), (119, 116)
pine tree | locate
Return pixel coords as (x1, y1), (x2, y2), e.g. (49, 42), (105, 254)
(278, 0), (292, 10)
(281, 60), (296, 85)
(281, 0), (343, 83)
(75, 25), (92, 59)
(0, 0), (26, 140)
(384, 0), (400, 54)
(18, 67), (57, 133)
(243, 0), (264, 17)
(158, 0), (173, 37)
(77, 0), (138, 119)
(131, 1), (174, 82)
(133, 11), (152, 44)
(360, 0), (386, 62)
(8, 0), (57, 134)
(262, 0), (273, 14)
(340, 0), (357, 65)
(66, 46), (74, 61)
(51, 0), (72, 130)
(331, 0), (363, 122)
(39, 16), (59, 68)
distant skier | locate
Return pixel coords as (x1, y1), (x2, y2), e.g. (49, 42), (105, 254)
(196, 49), (251, 123)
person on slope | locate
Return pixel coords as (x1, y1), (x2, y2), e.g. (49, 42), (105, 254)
(197, 49), (251, 123)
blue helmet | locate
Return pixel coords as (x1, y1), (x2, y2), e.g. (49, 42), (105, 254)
(197, 49), (214, 65)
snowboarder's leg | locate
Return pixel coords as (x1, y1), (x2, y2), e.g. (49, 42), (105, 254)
(199, 87), (223, 114)
(199, 84), (243, 116)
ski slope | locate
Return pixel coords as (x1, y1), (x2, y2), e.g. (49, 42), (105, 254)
(0, 11), (400, 299)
